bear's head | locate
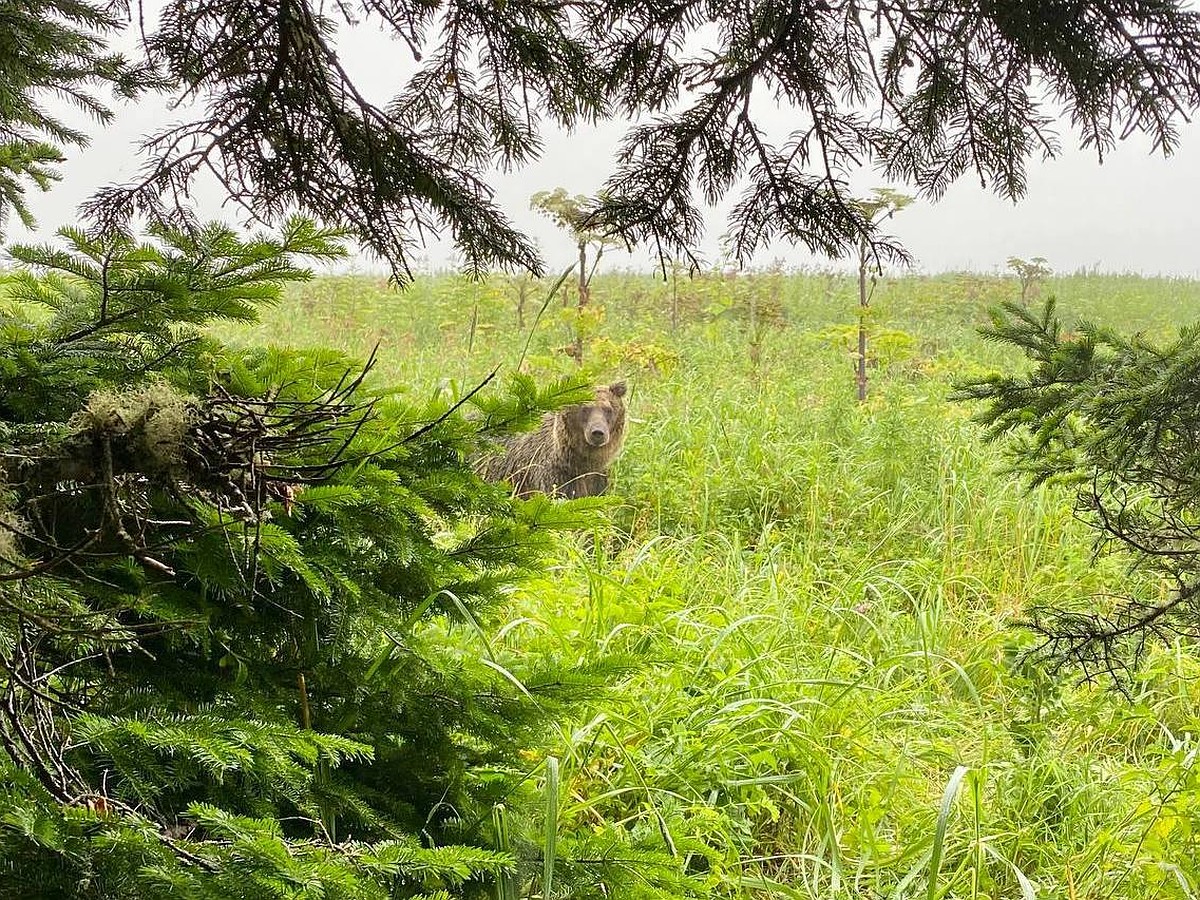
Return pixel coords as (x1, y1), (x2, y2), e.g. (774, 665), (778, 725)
(563, 381), (627, 452)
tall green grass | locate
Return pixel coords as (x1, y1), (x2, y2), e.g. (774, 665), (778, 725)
(220, 269), (1200, 899)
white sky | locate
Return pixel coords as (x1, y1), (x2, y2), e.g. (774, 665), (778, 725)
(11, 12), (1200, 279)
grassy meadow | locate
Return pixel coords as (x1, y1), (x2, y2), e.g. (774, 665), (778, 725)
(222, 268), (1200, 899)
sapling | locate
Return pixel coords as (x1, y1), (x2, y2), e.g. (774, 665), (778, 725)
(531, 188), (622, 362)
(1007, 256), (1053, 306)
(853, 189), (914, 401)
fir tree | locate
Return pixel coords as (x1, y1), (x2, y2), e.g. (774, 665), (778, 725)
(957, 299), (1200, 684)
(0, 221), (684, 898)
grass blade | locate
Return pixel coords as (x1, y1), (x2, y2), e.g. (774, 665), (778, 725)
(927, 764), (970, 900)
(543, 756), (559, 899)
(983, 844), (1038, 900)
(493, 804), (517, 900)
(516, 264), (576, 372)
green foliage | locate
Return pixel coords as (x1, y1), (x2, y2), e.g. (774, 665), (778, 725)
(0, 0), (155, 235)
(0, 142), (64, 232)
(850, 188), (914, 400)
(0, 222), (682, 898)
(957, 297), (1200, 681)
(0, 217), (347, 419)
(530, 187), (624, 362)
(852, 188), (915, 228)
(529, 190), (614, 253)
(238, 268), (1200, 900)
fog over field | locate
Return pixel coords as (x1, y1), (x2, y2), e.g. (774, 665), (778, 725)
(14, 12), (1200, 278)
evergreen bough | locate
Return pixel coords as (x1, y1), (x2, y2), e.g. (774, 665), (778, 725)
(0, 0), (155, 235)
(7, 1), (1200, 281)
(958, 299), (1200, 684)
(0, 221), (683, 898)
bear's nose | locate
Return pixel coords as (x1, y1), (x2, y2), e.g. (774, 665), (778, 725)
(588, 427), (608, 446)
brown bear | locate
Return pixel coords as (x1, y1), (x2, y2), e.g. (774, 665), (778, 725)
(479, 382), (627, 499)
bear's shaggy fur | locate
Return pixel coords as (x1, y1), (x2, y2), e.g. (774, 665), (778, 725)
(480, 382), (627, 499)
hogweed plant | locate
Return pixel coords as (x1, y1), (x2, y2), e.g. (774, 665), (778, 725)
(851, 189), (913, 402)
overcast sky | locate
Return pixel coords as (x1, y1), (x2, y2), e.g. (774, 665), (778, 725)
(11, 12), (1200, 279)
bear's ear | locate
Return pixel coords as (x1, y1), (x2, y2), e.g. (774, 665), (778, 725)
(609, 381), (627, 398)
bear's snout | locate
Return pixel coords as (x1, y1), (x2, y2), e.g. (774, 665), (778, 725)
(586, 425), (610, 447)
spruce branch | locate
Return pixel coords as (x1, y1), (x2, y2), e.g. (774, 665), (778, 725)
(958, 298), (1200, 684)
